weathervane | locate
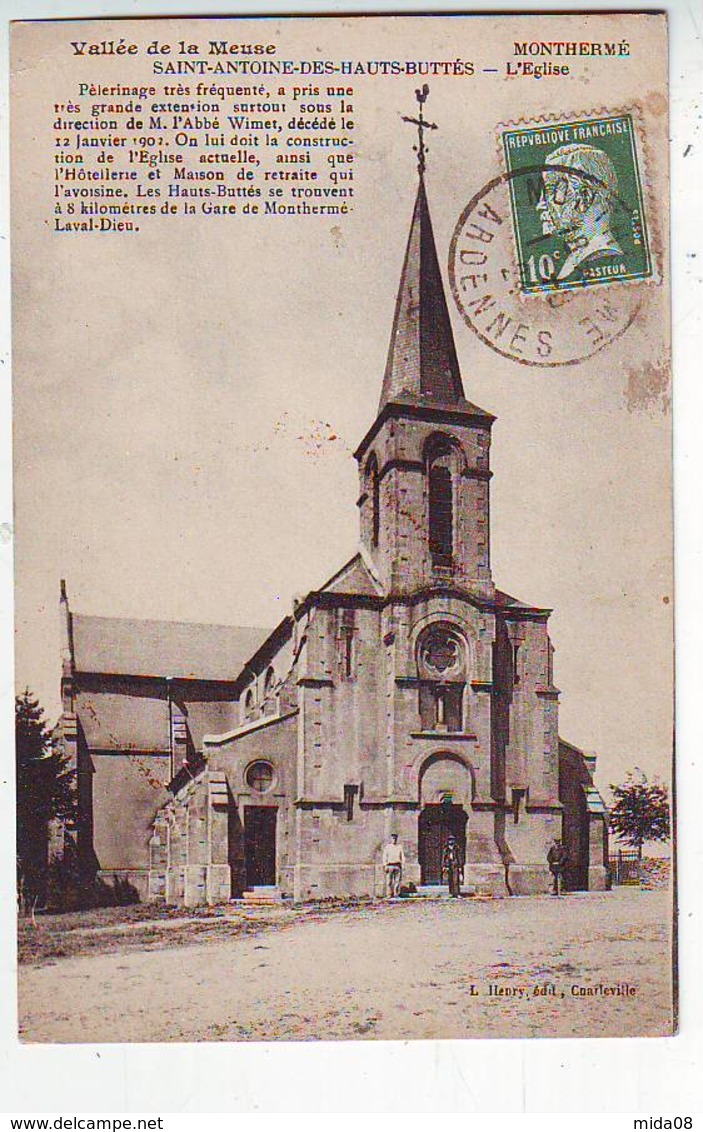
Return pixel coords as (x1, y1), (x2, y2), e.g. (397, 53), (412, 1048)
(401, 84), (438, 177)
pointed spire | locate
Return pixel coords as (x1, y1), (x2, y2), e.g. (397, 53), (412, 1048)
(379, 177), (466, 412)
(379, 88), (465, 412)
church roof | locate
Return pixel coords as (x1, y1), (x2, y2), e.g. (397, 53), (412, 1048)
(319, 553), (383, 597)
(380, 176), (470, 413)
(494, 589), (551, 615)
(70, 613), (268, 683)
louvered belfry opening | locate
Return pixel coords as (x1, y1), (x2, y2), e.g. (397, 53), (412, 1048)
(429, 461), (453, 566)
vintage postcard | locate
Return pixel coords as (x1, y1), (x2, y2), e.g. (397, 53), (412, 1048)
(11, 13), (673, 1043)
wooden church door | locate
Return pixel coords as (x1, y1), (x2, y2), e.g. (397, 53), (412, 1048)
(419, 802), (468, 884)
(244, 806), (277, 887)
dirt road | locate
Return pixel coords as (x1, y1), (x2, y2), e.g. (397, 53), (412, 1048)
(18, 889), (673, 1042)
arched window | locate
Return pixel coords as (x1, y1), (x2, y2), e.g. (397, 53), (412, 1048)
(244, 688), (254, 716)
(416, 623), (467, 733)
(366, 453), (380, 548)
(425, 436), (461, 569)
(264, 666), (275, 696)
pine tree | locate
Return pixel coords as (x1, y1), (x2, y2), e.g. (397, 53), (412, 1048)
(15, 689), (75, 909)
(609, 769), (670, 861)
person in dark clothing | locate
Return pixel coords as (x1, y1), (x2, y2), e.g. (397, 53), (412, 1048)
(442, 835), (463, 897)
(547, 839), (569, 895)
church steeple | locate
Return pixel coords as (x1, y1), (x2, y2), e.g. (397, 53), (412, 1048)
(355, 88), (495, 600)
(379, 87), (465, 412)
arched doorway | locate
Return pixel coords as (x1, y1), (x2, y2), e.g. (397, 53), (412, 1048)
(418, 753), (472, 885)
(419, 796), (468, 884)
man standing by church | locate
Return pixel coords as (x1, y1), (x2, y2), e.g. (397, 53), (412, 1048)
(442, 835), (463, 897)
(382, 833), (405, 898)
(547, 838), (569, 895)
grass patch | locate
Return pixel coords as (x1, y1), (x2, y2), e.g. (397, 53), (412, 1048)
(17, 905), (271, 966)
(17, 894), (399, 967)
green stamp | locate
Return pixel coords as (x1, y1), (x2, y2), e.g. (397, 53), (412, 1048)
(501, 114), (652, 294)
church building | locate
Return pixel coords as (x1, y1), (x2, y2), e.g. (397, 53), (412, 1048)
(56, 114), (609, 907)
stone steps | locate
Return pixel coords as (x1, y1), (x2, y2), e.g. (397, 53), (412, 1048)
(416, 885), (484, 898)
(416, 882), (498, 901)
(242, 887), (284, 906)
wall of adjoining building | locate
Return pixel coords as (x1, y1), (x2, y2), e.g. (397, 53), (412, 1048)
(558, 740), (609, 892)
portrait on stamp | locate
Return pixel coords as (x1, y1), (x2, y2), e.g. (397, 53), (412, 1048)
(501, 114), (653, 293)
(536, 143), (624, 280)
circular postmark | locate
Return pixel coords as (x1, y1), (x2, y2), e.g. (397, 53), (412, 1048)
(449, 163), (648, 367)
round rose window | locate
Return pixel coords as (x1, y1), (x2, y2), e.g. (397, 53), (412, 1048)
(245, 760), (274, 793)
(418, 626), (466, 679)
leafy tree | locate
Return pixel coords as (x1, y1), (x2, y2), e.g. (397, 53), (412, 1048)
(15, 689), (75, 909)
(609, 769), (670, 860)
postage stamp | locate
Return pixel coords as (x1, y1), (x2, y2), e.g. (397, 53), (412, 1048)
(448, 108), (658, 367)
(500, 113), (652, 294)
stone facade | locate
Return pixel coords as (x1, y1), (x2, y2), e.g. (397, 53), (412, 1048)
(56, 166), (609, 908)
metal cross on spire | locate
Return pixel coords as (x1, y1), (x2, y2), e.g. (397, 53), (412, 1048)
(401, 83), (438, 177)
